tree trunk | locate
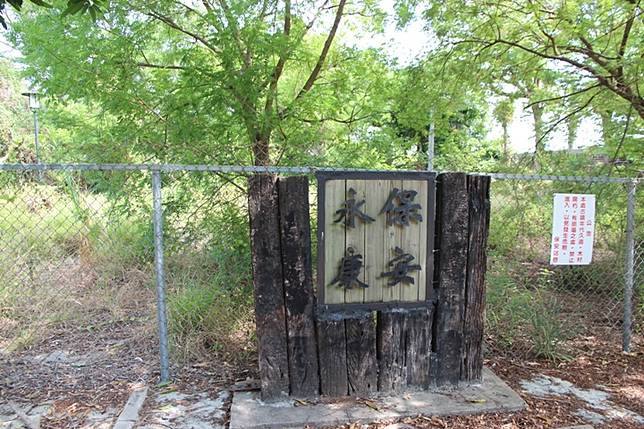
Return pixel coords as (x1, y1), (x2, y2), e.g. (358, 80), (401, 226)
(567, 114), (579, 151)
(501, 122), (509, 157)
(252, 133), (270, 166)
(531, 102), (544, 168)
(599, 110), (615, 148)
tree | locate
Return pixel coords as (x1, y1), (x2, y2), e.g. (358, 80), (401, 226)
(384, 62), (498, 171)
(0, 0), (104, 28)
(0, 58), (31, 161)
(418, 0), (643, 119)
(493, 98), (513, 156)
(10, 0), (385, 166)
(396, 0), (643, 172)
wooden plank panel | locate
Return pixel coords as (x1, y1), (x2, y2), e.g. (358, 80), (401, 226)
(400, 180), (422, 301)
(324, 179), (346, 304)
(376, 310), (406, 392)
(461, 175), (491, 382)
(346, 313), (378, 395)
(345, 179), (366, 303)
(382, 180), (402, 302)
(248, 174), (289, 399)
(364, 180), (388, 303)
(278, 176), (319, 397)
(317, 318), (348, 396)
(405, 307), (433, 388)
(434, 173), (469, 386)
(417, 179), (429, 301)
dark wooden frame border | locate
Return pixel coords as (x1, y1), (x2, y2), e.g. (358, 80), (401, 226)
(316, 170), (437, 314)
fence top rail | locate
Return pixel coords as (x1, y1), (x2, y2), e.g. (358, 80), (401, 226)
(0, 163), (405, 174)
(0, 163), (640, 184)
(474, 172), (641, 184)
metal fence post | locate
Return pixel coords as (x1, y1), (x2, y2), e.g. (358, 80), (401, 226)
(33, 110), (43, 182)
(623, 180), (636, 353)
(427, 120), (435, 172)
(152, 168), (170, 381)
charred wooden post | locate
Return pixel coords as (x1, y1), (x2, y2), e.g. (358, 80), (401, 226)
(317, 317), (349, 396)
(404, 307), (434, 388)
(346, 312), (378, 395)
(278, 176), (320, 397)
(434, 173), (469, 386)
(248, 175), (289, 399)
(461, 175), (491, 381)
(376, 310), (406, 392)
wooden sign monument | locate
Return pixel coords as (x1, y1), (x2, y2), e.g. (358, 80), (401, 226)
(248, 172), (490, 400)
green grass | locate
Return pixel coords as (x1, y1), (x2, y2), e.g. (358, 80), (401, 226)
(486, 257), (573, 360)
(165, 205), (255, 363)
(0, 179), (255, 363)
(0, 183), (155, 348)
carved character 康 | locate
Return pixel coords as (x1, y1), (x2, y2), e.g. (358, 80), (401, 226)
(330, 247), (369, 289)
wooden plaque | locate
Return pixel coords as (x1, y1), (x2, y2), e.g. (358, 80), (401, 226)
(317, 171), (436, 312)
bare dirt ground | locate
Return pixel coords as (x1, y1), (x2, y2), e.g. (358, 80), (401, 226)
(1, 305), (642, 428)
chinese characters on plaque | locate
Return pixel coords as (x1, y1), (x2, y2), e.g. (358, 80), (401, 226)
(319, 173), (435, 307)
(550, 193), (596, 265)
(380, 188), (423, 226)
(331, 186), (424, 290)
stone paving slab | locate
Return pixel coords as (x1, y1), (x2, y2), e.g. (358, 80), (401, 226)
(229, 367), (525, 429)
(521, 374), (644, 426)
(0, 402), (51, 429)
(138, 389), (229, 429)
(114, 386), (148, 429)
(556, 425), (594, 429)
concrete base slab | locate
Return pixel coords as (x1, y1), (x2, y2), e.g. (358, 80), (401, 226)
(229, 367), (526, 429)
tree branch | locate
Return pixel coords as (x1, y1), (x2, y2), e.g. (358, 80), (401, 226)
(201, 0), (214, 14)
(136, 62), (186, 70)
(296, 113), (373, 125)
(146, 11), (221, 55)
(577, 36), (613, 71)
(606, 105), (633, 176)
(461, 37), (644, 118)
(524, 83), (601, 108)
(615, 1), (638, 79)
(262, 0), (291, 131)
(463, 37), (602, 78)
(536, 91), (600, 147)
(217, 0), (251, 69)
(292, 0), (346, 102)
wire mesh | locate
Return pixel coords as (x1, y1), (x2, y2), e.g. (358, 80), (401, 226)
(484, 178), (639, 359)
(0, 163), (640, 374)
(633, 184), (643, 338)
(156, 169), (256, 367)
(0, 168), (157, 359)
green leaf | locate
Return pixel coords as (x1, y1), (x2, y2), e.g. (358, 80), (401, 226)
(29, 0), (52, 8)
(61, 0), (85, 17)
(88, 5), (96, 21)
(7, 0), (23, 10)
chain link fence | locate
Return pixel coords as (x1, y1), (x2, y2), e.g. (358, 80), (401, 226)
(0, 168), (154, 352)
(0, 163), (640, 383)
(484, 175), (641, 359)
